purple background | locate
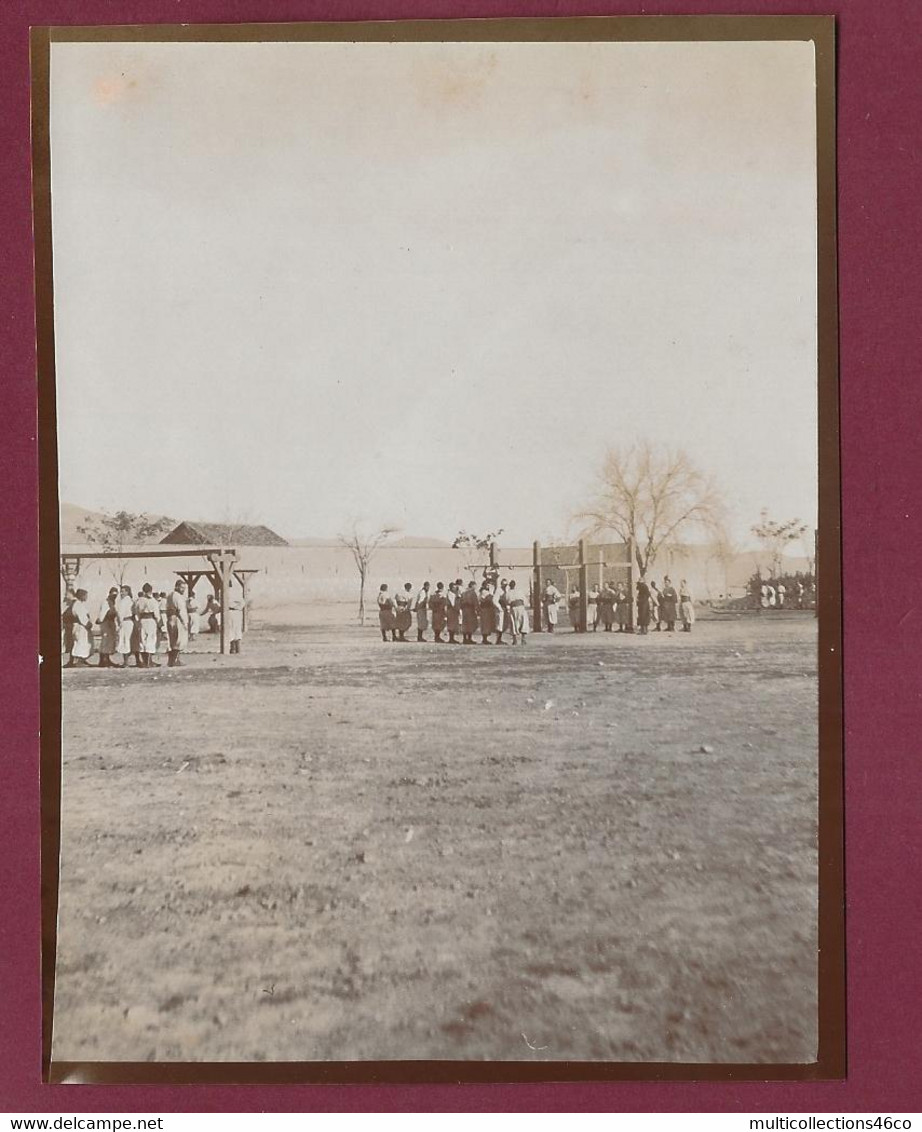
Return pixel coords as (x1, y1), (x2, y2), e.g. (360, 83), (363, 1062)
(3, 0), (920, 1113)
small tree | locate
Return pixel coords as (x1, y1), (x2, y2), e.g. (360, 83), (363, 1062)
(76, 510), (173, 585)
(452, 529), (505, 581)
(338, 522), (399, 625)
(575, 442), (726, 576)
(751, 509), (809, 578)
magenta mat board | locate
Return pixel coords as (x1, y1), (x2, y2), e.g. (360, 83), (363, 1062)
(2, 0), (921, 1114)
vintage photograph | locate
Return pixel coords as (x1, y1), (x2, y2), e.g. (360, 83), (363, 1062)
(39, 21), (836, 1070)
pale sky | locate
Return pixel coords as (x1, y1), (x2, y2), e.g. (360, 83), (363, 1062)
(50, 37), (818, 546)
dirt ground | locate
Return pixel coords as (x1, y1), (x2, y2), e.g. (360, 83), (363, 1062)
(52, 609), (818, 1064)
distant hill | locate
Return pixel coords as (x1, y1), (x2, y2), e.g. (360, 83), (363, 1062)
(290, 534), (453, 549)
(60, 503), (106, 544)
(392, 536), (452, 549)
(60, 502), (175, 546)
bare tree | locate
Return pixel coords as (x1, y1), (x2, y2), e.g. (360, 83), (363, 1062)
(575, 441), (726, 576)
(76, 510), (173, 586)
(751, 509), (809, 578)
(338, 523), (399, 625)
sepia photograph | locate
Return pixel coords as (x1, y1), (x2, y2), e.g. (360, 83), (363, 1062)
(36, 18), (840, 1075)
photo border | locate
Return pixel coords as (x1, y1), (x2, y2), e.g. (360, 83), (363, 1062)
(30, 13), (842, 1088)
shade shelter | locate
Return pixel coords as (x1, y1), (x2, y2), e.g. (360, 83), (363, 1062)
(59, 545), (244, 654)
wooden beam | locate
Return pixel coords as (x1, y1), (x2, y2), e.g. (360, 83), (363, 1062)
(60, 545), (238, 561)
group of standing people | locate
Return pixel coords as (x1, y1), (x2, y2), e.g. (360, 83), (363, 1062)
(543, 576), (695, 634)
(62, 580), (244, 668)
(377, 576), (531, 645)
(758, 579), (812, 609)
(376, 571), (696, 644)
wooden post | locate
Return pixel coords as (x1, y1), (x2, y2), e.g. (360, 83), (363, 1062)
(627, 537), (636, 632)
(61, 555), (81, 587)
(532, 541), (543, 632)
(578, 538), (589, 632)
(208, 550), (237, 654)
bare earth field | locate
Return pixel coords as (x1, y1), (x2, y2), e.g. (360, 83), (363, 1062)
(53, 611), (818, 1064)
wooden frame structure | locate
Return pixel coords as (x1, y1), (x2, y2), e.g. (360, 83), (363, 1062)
(470, 539), (635, 632)
(173, 567), (258, 635)
(59, 546), (247, 655)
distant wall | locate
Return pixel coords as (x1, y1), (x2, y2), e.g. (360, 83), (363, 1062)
(61, 542), (810, 614)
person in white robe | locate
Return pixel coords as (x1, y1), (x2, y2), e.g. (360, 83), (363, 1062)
(414, 581), (430, 642)
(588, 585), (601, 631)
(187, 590), (200, 638)
(166, 580), (190, 666)
(66, 589), (93, 666)
(679, 580), (695, 632)
(135, 584), (162, 666)
(543, 581), (561, 632)
(226, 580), (244, 654)
(116, 586), (136, 664)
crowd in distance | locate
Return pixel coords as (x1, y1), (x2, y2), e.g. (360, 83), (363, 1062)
(375, 571), (697, 645)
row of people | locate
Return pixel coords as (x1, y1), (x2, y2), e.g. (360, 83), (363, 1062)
(61, 581), (244, 668)
(547, 577), (695, 634)
(377, 579), (531, 644)
(377, 574), (695, 643)
(757, 580), (814, 608)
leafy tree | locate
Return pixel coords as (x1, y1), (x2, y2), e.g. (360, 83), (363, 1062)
(452, 529), (505, 582)
(751, 509), (809, 577)
(338, 522), (400, 625)
(575, 441), (726, 576)
(76, 510), (173, 585)
(451, 529), (504, 551)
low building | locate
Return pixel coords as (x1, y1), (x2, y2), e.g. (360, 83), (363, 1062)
(160, 521), (289, 547)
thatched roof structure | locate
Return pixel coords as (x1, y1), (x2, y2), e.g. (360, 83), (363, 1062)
(160, 521), (289, 547)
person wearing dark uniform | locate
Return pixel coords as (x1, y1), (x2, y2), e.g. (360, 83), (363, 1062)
(496, 579), (511, 644)
(479, 584), (498, 644)
(568, 588), (581, 632)
(660, 576), (679, 631)
(61, 586), (76, 663)
(460, 581), (480, 644)
(429, 582), (448, 643)
(507, 579), (529, 644)
(96, 588), (120, 666)
(636, 578), (652, 634)
(598, 583), (616, 631)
